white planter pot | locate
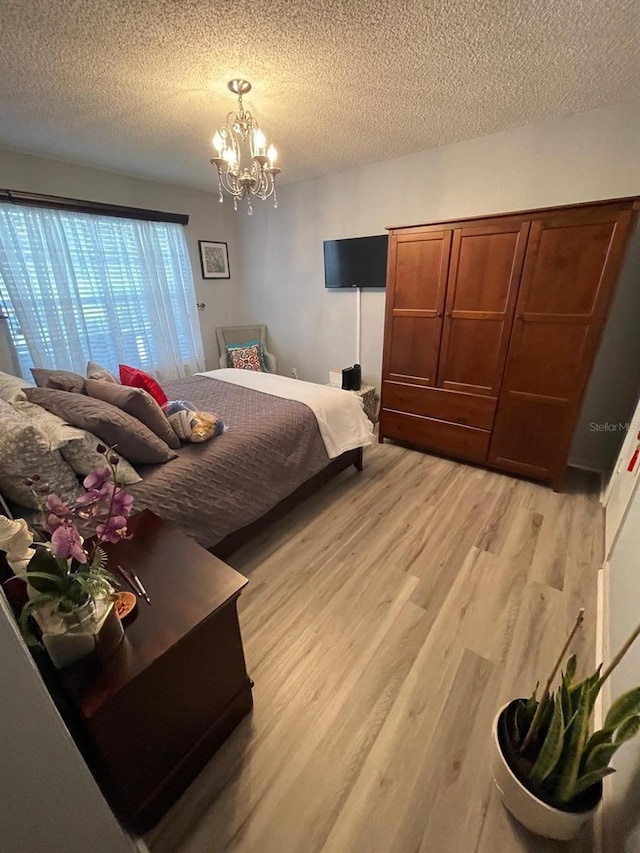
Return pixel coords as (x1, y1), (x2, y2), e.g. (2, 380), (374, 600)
(491, 702), (600, 841)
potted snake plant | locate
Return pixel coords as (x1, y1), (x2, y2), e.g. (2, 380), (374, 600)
(492, 609), (640, 841)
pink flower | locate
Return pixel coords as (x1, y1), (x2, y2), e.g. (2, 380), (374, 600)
(83, 467), (111, 491)
(112, 489), (134, 518)
(43, 513), (64, 535)
(50, 521), (87, 563)
(45, 494), (71, 515)
(76, 488), (105, 507)
(76, 481), (114, 510)
(96, 515), (130, 544)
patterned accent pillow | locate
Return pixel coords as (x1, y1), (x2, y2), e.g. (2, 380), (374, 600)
(229, 345), (263, 371)
(60, 434), (142, 485)
(12, 399), (141, 485)
(86, 360), (119, 383)
(119, 364), (169, 406)
(0, 371), (33, 403)
(30, 368), (86, 394)
(12, 399), (85, 450)
(226, 340), (267, 371)
(0, 401), (80, 509)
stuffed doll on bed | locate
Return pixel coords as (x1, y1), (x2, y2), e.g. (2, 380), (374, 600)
(163, 400), (226, 443)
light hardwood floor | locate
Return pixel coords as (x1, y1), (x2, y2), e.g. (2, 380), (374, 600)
(146, 441), (603, 853)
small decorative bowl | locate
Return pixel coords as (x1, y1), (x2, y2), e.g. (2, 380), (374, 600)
(114, 591), (137, 621)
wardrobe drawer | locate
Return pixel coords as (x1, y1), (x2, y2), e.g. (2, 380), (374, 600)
(382, 381), (496, 430)
(380, 410), (491, 463)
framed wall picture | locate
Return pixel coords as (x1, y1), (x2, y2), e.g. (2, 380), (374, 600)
(198, 240), (230, 279)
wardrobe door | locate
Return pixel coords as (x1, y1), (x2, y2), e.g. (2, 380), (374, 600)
(489, 205), (635, 485)
(436, 220), (530, 397)
(382, 229), (452, 387)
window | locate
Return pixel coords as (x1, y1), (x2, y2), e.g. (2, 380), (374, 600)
(0, 203), (205, 380)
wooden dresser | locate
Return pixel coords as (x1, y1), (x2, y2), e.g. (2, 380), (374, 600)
(59, 511), (253, 834)
(379, 197), (639, 489)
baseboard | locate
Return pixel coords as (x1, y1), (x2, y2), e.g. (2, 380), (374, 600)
(568, 459), (605, 475)
(594, 561), (611, 853)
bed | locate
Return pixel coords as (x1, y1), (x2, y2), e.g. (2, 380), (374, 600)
(127, 370), (374, 557)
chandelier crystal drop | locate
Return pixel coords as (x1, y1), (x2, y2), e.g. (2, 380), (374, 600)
(209, 79), (281, 213)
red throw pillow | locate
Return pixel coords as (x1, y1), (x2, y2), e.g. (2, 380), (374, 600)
(118, 364), (168, 406)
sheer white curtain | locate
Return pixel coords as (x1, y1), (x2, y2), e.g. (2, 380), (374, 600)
(0, 203), (205, 381)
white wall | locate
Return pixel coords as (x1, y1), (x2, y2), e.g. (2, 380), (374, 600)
(605, 481), (640, 852)
(0, 149), (243, 371)
(238, 98), (640, 471)
(0, 593), (135, 853)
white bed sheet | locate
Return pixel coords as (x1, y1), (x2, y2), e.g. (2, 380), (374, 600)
(197, 369), (374, 459)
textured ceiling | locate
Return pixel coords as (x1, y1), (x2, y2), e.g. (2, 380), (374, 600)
(0, 0), (639, 190)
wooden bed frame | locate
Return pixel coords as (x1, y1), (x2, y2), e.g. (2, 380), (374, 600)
(211, 446), (363, 560)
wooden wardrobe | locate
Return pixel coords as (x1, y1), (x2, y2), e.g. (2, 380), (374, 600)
(379, 197), (639, 489)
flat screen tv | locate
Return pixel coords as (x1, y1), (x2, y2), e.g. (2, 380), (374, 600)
(323, 235), (388, 289)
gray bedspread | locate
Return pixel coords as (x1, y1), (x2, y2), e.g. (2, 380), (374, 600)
(128, 374), (330, 548)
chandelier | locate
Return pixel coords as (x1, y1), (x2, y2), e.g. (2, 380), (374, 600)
(209, 79), (280, 215)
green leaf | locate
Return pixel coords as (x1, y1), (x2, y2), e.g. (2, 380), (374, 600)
(614, 714), (640, 745)
(26, 549), (66, 593)
(512, 700), (525, 746)
(529, 695), (565, 786)
(581, 728), (614, 773)
(21, 570), (65, 594)
(565, 654), (577, 685)
(89, 546), (107, 572)
(584, 742), (618, 774)
(569, 767), (615, 800)
(605, 687), (640, 731)
(555, 682), (593, 804)
(561, 676), (573, 729)
(570, 668), (602, 716)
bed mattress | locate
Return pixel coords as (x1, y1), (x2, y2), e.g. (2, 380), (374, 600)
(127, 373), (331, 549)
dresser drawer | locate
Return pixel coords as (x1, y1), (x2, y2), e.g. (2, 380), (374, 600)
(380, 409), (491, 463)
(382, 381), (496, 430)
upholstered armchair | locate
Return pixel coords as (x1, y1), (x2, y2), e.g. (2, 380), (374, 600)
(215, 325), (277, 373)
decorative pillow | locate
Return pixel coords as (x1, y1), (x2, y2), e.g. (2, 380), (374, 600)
(24, 388), (177, 465)
(0, 370), (33, 403)
(60, 433), (142, 485)
(229, 345), (263, 372)
(86, 379), (179, 450)
(30, 368), (86, 394)
(86, 360), (119, 384)
(226, 340), (267, 371)
(119, 364), (168, 406)
(11, 399), (141, 485)
(0, 401), (80, 509)
(12, 399), (85, 450)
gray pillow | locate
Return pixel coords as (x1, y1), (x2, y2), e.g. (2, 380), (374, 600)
(60, 433), (142, 485)
(0, 400), (80, 509)
(85, 379), (180, 450)
(25, 388), (177, 465)
(30, 368), (86, 394)
(12, 399), (141, 485)
(86, 360), (119, 383)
